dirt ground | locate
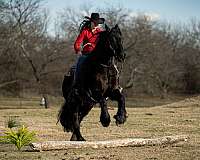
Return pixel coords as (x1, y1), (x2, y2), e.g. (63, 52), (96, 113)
(0, 95), (200, 160)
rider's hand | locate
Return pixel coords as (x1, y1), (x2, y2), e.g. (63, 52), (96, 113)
(76, 51), (82, 56)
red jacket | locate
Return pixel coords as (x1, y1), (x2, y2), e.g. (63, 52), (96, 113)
(74, 27), (103, 54)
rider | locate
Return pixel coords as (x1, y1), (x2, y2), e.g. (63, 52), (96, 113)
(73, 13), (122, 96)
(73, 13), (107, 87)
(74, 13), (106, 56)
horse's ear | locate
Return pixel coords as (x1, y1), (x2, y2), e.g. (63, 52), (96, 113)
(114, 24), (119, 29)
(114, 24), (122, 35)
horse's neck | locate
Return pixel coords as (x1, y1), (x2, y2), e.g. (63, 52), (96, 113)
(93, 33), (112, 65)
(93, 48), (111, 65)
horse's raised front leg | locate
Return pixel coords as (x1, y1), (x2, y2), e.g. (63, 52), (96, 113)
(99, 97), (110, 127)
(109, 89), (127, 125)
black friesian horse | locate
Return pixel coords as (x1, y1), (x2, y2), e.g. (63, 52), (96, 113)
(58, 24), (127, 141)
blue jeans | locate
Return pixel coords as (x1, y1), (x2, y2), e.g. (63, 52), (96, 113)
(75, 55), (88, 83)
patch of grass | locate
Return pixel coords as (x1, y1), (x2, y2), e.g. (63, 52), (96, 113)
(0, 96), (200, 159)
(1, 125), (36, 150)
(6, 116), (21, 129)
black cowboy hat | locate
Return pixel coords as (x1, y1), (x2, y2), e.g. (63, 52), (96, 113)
(91, 13), (105, 24)
(90, 13), (100, 21)
(84, 13), (104, 24)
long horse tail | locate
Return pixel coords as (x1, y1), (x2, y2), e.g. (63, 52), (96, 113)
(57, 100), (74, 132)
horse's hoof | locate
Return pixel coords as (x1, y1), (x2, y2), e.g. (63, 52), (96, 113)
(101, 121), (110, 127)
(78, 137), (86, 141)
(113, 114), (126, 126)
(100, 113), (111, 127)
(70, 137), (77, 141)
(70, 136), (86, 141)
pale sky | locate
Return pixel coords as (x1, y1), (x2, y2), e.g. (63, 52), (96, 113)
(44, 0), (200, 21)
(43, 0), (200, 34)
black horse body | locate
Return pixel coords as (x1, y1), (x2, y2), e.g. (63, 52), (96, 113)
(58, 24), (127, 141)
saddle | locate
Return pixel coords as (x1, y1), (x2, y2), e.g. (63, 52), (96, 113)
(63, 58), (122, 104)
(67, 62), (122, 91)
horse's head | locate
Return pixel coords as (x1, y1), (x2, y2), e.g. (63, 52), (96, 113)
(109, 24), (126, 62)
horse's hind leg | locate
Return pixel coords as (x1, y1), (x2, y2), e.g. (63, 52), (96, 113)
(109, 89), (127, 125)
(70, 112), (85, 141)
(70, 105), (93, 141)
(71, 104), (93, 141)
(69, 96), (85, 141)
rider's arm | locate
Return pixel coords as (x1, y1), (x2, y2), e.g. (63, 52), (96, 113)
(74, 29), (87, 54)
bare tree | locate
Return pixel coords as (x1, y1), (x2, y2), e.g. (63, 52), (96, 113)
(0, 0), (69, 98)
(1, 3), (200, 97)
(177, 19), (200, 93)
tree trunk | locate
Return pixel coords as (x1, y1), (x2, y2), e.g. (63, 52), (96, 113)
(30, 135), (188, 151)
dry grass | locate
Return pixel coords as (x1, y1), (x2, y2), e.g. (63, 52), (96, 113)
(0, 95), (200, 160)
